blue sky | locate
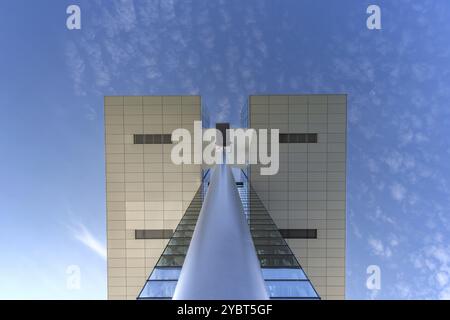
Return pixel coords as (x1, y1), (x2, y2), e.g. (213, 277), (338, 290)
(1, 0), (450, 299)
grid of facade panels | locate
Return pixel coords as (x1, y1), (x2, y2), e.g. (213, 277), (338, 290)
(249, 94), (346, 300)
(238, 180), (319, 299)
(105, 95), (202, 300)
(138, 181), (207, 299)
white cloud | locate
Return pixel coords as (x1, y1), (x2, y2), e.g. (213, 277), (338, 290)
(390, 238), (399, 247)
(371, 206), (395, 225)
(410, 244), (450, 299)
(81, 40), (111, 88)
(114, 0), (137, 32)
(383, 151), (415, 173)
(428, 245), (450, 265)
(395, 282), (412, 299)
(65, 41), (86, 96)
(368, 237), (392, 258)
(84, 106), (97, 121)
(436, 272), (449, 287)
(390, 183), (406, 202)
(68, 223), (106, 260)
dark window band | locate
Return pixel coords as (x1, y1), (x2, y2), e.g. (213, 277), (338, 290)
(279, 133), (317, 143)
(135, 229), (173, 239)
(133, 134), (172, 144)
(279, 229), (317, 239)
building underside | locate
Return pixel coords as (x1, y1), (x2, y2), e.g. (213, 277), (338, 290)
(105, 95), (346, 300)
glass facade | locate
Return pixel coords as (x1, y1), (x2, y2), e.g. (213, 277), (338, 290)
(137, 169), (319, 300)
(137, 171), (210, 299)
(237, 173), (319, 299)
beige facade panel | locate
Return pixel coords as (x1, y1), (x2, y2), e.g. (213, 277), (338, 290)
(105, 96), (202, 300)
(249, 94), (347, 300)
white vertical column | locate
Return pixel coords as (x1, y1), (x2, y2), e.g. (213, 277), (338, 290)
(173, 164), (268, 300)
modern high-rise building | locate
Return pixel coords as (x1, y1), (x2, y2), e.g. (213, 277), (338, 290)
(104, 94), (346, 300)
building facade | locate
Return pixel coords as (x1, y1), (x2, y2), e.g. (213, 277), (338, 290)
(104, 96), (202, 299)
(105, 94), (346, 300)
(248, 95), (347, 299)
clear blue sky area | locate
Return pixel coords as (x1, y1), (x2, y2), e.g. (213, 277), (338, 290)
(1, 0), (450, 299)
